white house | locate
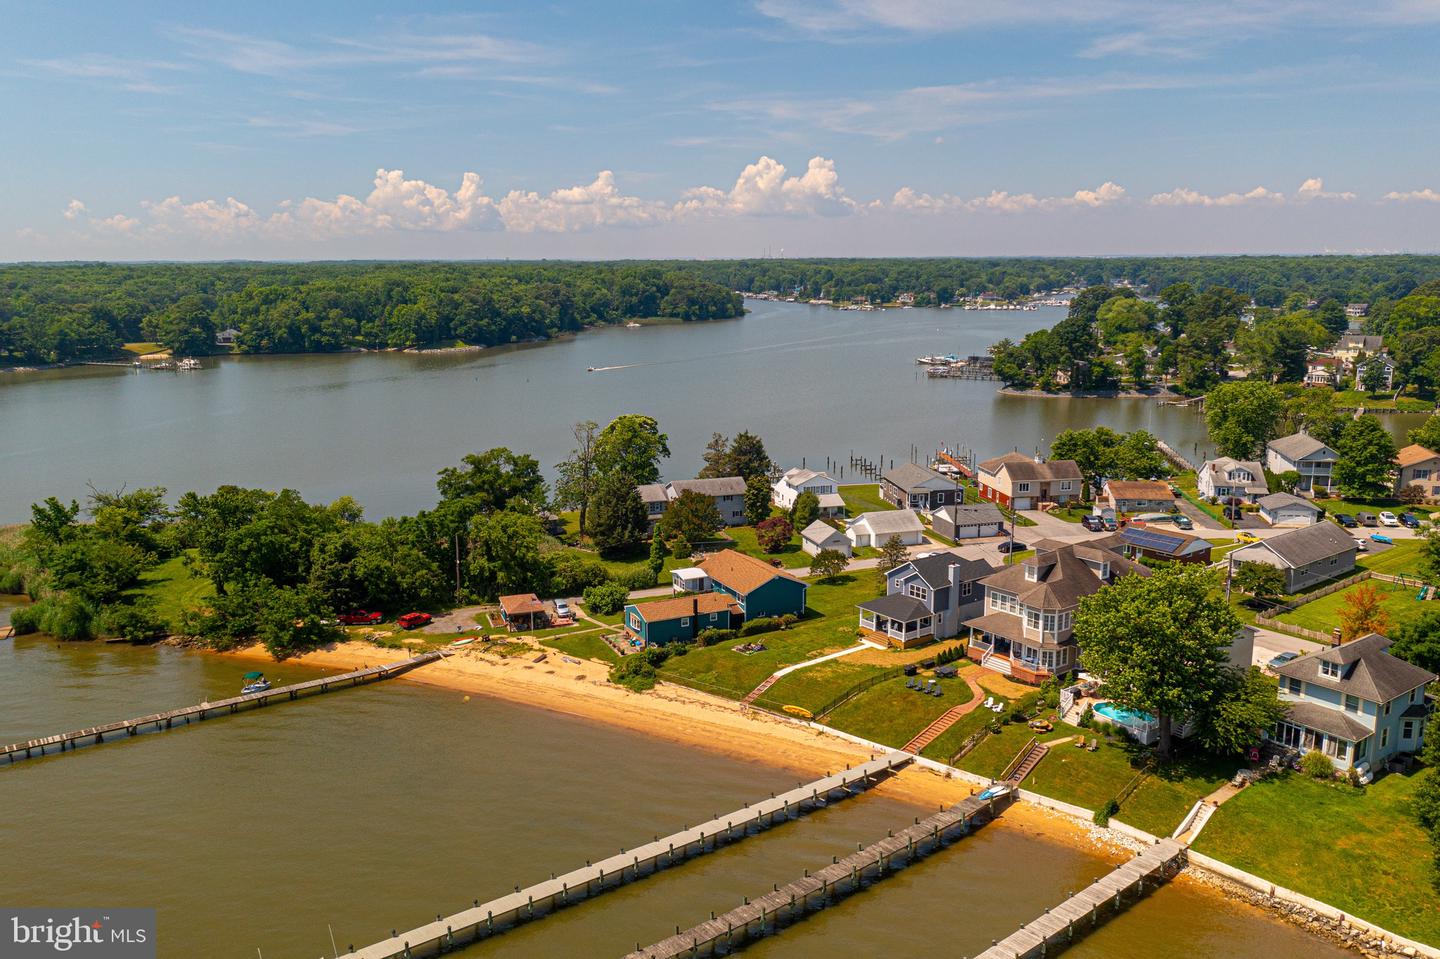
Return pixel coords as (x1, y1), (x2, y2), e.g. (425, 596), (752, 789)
(1354, 354), (1396, 391)
(1256, 492), (1323, 527)
(1266, 432), (1339, 494)
(847, 509), (926, 548)
(773, 468), (845, 516)
(1197, 457), (1269, 503)
(800, 520), (851, 557)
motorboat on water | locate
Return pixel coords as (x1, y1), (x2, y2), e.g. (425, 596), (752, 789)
(241, 671), (271, 694)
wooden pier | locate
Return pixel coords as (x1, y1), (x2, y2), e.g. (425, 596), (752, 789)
(342, 753), (913, 959)
(624, 789), (1013, 959)
(1, 652), (442, 766)
(972, 838), (1187, 959)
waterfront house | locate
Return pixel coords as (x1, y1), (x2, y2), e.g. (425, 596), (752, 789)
(1303, 362), (1336, 387)
(1096, 525), (1212, 565)
(1266, 432), (1339, 493)
(1395, 444), (1440, 501)
(799, 520), (851, 557)
(879, 463), (960, 513)
(1228, 522), (1356, 593)
(932, 502), (1006, 540)
(1270, 633), (1435, 771)
(215, 327), (240, 347)
(624, 593), (739, 647)
(772, 468), (846, 517)
(1334, 334), (1385, 364)
(637, 483), (669, 531)
(846, 509), (926, 549)
(695, 549), (808, 619)
(1353, 354), (1396, 391)
(975, 452), (1084, 510)
(1345, 303), (1369, 318)
(1256, 492), (1323, 527)
(1196, 457), (1269, 503)
(857, 553), (994, 649)
(666, 477), (748, 526)
(964, 539), (1148, 684)
(499, 593), (547, 631)
(671, 567), (711, 593)
(1100, 479), (1175, 515)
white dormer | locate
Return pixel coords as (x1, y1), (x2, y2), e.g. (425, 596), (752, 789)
(1024, 565), (1038, 582)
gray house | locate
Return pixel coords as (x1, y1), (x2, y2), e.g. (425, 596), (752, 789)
(879, 463), (960, 513)
(799, 520), (851, 557)
(639, 476), (750, 529)
(857, 553), (994, 648)
(1266, 432), (1339, 494)
(1229, 522), (1356, 593)
(1271, 633), (1435, 771)
(932, 502), (1006, 539)
(1257, 492), (1323, 527)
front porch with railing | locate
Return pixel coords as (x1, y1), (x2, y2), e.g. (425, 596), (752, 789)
(857, 609), (935, 649)
(964, 626), (1069, 686)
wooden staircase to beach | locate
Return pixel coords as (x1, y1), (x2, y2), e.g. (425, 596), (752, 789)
(1003, 739), (1050, 785)
(743, 673), (781, 705)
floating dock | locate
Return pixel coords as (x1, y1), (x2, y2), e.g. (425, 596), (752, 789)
(343, 753), (913, 958)
(972, 838), (1186, 959)
(624, 789), (1013, 959)
(1, 652), (442, 766)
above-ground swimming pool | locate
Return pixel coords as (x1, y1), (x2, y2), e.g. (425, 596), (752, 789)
(1093, 701), (1156, 727)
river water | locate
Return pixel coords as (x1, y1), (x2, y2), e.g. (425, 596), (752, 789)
(0, 301), (1275, 523)
(1, 639), (1351, 959)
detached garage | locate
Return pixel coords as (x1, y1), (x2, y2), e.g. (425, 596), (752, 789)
(847, 509), (926, 548)
(1257, 492), (1323, 527)
(933, 503), (1006, 539)
(800, 520), (852, 557)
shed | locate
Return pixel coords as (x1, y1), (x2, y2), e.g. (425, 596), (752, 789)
(799, 520), (851, 557)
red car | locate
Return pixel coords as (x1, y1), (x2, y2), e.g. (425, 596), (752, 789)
(397, 612), (433, 630)
(338, 610), (383, 626)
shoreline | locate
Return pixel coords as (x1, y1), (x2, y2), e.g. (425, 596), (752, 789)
(997, 385), (1182, 400)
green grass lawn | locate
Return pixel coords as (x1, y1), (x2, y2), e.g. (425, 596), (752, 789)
(839, 484), (894, 515)
(919, 704), (1008, 763)
(822, 675), (973, 748)
(540, 632), (620, 663)
(726, 525), (812, 568)
(958, 719), (1083, 780)
(1360, 539), (1429, 577)
(656, 572), (876, 698)
(126, 552), (215, 629)
(1278, 579), (1429, 633)
(121, 341), (164, 354)
(1022, 736), (1149, 812)
(1047, 505), (1091, 523)
(1193, 770), (1440, 945)
(1331, 389), (1434, 412)
(1119, 751), (1238, 837)
(753, 658), (890, 714)
(1316, 496), (1437, 520)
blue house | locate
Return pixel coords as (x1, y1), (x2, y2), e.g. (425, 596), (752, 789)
(624, 593), (738, 647)
(1270, 633), (1435, 773)
(695, 549), (808, 620)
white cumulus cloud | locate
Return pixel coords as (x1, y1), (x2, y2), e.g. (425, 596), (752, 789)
(677, 156), (856, 217)
(891, 181), (1125, 213)
(1383, 188), (1440, 203)
(498, 171), (669, 233)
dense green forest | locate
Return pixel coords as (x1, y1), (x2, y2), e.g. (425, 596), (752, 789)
(5, 256), (1440, 365)
(0, 262), (743, 364)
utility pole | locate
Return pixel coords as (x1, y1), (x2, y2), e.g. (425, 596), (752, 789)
(454, 534), (463, 606)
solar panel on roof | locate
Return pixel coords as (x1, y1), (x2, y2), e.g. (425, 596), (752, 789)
(1122, 527), (1185, 552)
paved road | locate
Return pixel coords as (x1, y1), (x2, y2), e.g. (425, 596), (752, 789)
(1248, 626), (1326, 668)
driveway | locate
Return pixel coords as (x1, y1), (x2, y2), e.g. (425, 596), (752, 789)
(1174, 498), (1225, 533)
(1248, 626), (1325, 669)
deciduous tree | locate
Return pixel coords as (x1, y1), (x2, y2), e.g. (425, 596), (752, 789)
(809, 548), (848, 581)
(1337, 582), (1392, 642)
(1195, 666), (1287, 755)
(1333, 415), (1397, 500)
(790, 490), (820, 531)
(1389, 608), (1440, 673)
(755, 516), (794, 553)
(1205, 382), (1283, 459)
(553, 420), (600, 535)
(594, 414), (670, 485)
(1232, 561), (1286, 603)
(657, 490), (723, 546)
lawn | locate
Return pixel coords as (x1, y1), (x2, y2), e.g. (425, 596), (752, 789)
(1278, 579), (1429, 634)
(121, 341), (165, 355)
(839, 483), (894, 515)
(656, 572), (877, 698)
(957, 719), (1084, 780)
(726, 524), (812, 569)
(1022, 736), (1149, 812)
(540, 632), (620, 663)
(1119, 751), (1237, 837)
(1316, 496), (1437, 521)
(753, 658), (890, 714)
(1193, 770), (1440, 946)
(1360, 539), (1429, 577)
(127, 552), (215, 629)
(1046, 506), (1091, 523)
(1331, 389), (1434, 412)
(822, 674), (973, 748)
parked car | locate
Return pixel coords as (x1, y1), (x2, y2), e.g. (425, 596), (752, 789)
(1401, 512), (1422, 528)
(1081, 515), (1105, 531)
(1235, 531), (1262, 544)
(1355, 538), (1369, 551)
(1355, 512), (1378, 526)
(338, 610), (383, 626)
(996, 540), (1022, 553)
(397, 612), (433, 630)
(1334, 513), (1358, 528)
(1378, 511), (1400, 527)
(1171, 514), (1194, 530)
(1370, 532), (1394, 545)
(1102, 516), (1118, 531)
(554, 600), (572, 619)
(1223, 506), (1243, 521)
(1267, 651), (1300, 671)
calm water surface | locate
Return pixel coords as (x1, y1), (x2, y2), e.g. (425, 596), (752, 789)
(0, 302), (1279, 522)
(1, 639), (1350, 959)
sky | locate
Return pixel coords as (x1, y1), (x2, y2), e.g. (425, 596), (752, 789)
(5, 0), (1440, 260)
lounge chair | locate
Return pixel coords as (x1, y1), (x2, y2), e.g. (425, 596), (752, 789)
(982, 696), (995, 709)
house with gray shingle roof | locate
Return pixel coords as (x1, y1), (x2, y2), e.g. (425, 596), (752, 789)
(1228, 521), (1356, 592)
(857, 553), (995, 648)
(1256, 491), (1323, 527)
(1266, 432), (1338, 493)
(879, 462), (959, 513)
(846, 509), (926, 548)
(1270, 633), (1435, 771)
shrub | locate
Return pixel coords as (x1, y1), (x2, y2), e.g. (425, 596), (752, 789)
(98, 600), (168, 643)
(1078, 704), (1094, 729)
(738, 616), (778, 637)
(1399, 484), (1426, 505)
(10, 595), (96, 641)
(775, 613), (798, 628)
(0, 567), (24, 594)
(1009, 708), (1028, 724)
(1094, 798), (1120, 827)
(582, 580), (629, 616)
(609, 655), (657, 691)
(624, 568), (659, 591)
(1301, 749), (1335, 780)
(695, 628), (735, 646)
(8, 602), (42, 635)
(547, 554), (612, 595)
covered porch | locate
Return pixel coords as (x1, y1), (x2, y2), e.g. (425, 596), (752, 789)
(498, 593), (548, 632)
(1272, 702), (1372, 770)
(962, 613), (1074, 685)
(856, 594), (935, 650)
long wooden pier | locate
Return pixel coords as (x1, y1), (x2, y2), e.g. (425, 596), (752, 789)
(343, 753), (913, 959)
(1, 652), (442, 766)
(972, 838), (1187, 959)
(624, 788), (1013, 959)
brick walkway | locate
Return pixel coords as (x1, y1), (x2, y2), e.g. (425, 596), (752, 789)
(901, 670), (985, 754)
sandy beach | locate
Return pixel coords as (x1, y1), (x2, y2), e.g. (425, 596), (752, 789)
(215, 639), (1137, 862)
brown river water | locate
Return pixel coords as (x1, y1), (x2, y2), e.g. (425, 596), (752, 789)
(0, 638), (1352, 959)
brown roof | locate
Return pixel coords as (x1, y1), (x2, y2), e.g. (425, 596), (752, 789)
(978, 542), (1148, 610)
(631, 593), (738, 623)
(696, 549), (803, 594)
(977, 452), (1083, 483)
(499, 593), (545, 616)
(1397, 444), (1440, 468)
(1104, 480), (1173, 500)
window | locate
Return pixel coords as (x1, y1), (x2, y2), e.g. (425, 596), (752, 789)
(629, 614), (640, 629)
(680, 618), (690, 627)
(1416, 469), (1431, 481)
(1325, 737), (1348, 760)
(1025, 566), (1038, 582)
(1381, 727), (1389, 749)
(1355, 738), (1368, 760)
(1344, 694), (1360, 713)
(709, 613), (717, 622)
(892, 579), (902, 591)
(1287, 677), (1302, 695)
(1413, 689), (1421, 703)
(906, 583), (929, 602)
(1403, 720), (1416, 739)
(1026, 609), (1041, 630)
(1320, 660), (1341, 679)
(961, 581), (972, 597)
(1017, 482), (1031, 493)
(1060, 481), (1073, 491)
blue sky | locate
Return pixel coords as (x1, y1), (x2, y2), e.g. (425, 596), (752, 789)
(5, 0), (1440, 259)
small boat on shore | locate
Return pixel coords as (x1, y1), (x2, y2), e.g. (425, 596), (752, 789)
(241, 671), (271, 694)
(451, 637), (477, 647)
